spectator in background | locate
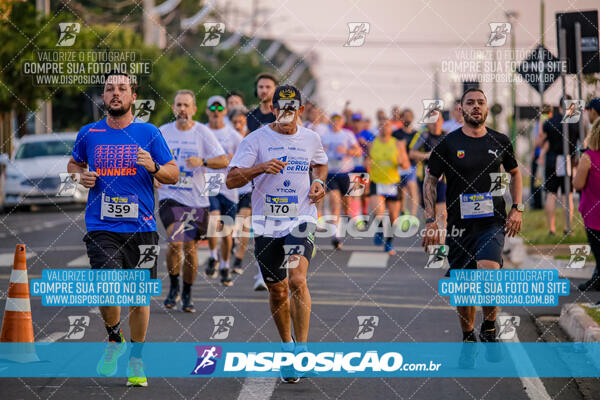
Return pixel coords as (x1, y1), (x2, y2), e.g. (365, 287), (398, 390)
(390, 105), (404, 131)
(538, 96), (581, 236)
(304, 105), (329, 136)
(574, 119), (600, 291)
(224, 91), (245, 127)
(530, 104), (552, 209)
(247, 73), (278, 133)
(228, 107), (249, 137)
(441, 100), (464, 132)
(376, 109), (387, 125)
(393, 108), (420, 216)
(586, 98), (600, 125)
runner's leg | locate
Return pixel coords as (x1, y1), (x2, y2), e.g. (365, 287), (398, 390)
(288, 255), (311, 343)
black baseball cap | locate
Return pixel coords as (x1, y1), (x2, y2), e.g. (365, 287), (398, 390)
(272, 85), (302, 109)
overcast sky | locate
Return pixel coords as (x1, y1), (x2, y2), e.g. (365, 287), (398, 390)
(223, 0), (599, 127)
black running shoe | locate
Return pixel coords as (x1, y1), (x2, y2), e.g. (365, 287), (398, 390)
(163, 285), (180, 309)
(458, 331), (478, 369)
(479, 327), (497, 343)
(479, 323), (503, 362)
(220, 268), (233, 287)
(205, 257), (218, 278)
(181, 291), (195, 313)
(332, 238), (342, 250)
(578, 275), (600, 292)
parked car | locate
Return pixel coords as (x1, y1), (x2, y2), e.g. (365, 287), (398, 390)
(1, 133), (88, 210)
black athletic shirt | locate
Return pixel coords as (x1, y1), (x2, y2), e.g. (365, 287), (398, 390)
(542, 114), (580, 171)
(247, 107), (276, 133)
(427, 128), (518, 229)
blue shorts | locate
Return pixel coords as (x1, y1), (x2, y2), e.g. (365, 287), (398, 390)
(209, 194), (237, 224)
(399, 166), (417, 187)
(446, 224), (505, 276)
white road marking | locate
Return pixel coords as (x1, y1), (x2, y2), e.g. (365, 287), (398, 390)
(500, 312), (552, 400)
(0, 251), (37, 267)
(197, 250), (210, 266)
(38, 332), (67, 342)
(347, 251), (389, 268)
(336, 244), (421, 252)
(236, 377), (278, 400)
(67, 254), (90, 267)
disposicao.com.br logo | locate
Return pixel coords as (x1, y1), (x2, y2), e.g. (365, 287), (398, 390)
(218, 350), (441, 374)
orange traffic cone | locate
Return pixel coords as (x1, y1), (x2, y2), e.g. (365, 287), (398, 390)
(0, 244), (38, 362)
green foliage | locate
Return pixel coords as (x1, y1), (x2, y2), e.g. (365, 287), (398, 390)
(1, 2), (277, 131)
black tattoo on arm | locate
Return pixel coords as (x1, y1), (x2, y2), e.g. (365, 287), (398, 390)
(423, 169), (438, 221)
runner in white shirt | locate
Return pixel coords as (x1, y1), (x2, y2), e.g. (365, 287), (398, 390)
(226, 85), (327, 383)
(228, 107), (268, 291)
(157, 90), (228, 312)
(320, 113), (362, 249)
(204, 95), (243, 287)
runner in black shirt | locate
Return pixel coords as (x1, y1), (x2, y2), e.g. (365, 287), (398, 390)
(537, 96), (581, 235)
(247, 73), (278, 132)
(422, 88), (523, 351)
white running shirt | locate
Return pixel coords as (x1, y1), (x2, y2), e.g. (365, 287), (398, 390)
(206, 125), (243, 203)
(320, 128), (358, 174)
(157, 121), (225, 208)
(229, 124), (328, 237)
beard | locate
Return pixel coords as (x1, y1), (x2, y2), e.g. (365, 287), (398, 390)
(106, 100), (131, 117)
(463, 109), (487, 127)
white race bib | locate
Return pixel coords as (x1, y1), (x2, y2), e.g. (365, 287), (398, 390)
(264, 195), (298, 218)
(175, 171), (194, 189)
(376, 183), (398, 197)
(460, 192), (493, 219)
(101, 194), (139, 220)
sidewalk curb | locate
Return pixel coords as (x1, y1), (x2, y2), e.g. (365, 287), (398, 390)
(559, 303), (600, 342)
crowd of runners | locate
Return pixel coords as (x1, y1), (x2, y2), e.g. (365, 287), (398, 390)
(67, 69), (600, 386)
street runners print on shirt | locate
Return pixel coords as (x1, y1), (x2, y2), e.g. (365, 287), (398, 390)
(229, 124), (328, 238)
(72, 118), (173, 233)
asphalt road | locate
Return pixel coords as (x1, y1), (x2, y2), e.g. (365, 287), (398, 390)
(0, 204), (598, 400)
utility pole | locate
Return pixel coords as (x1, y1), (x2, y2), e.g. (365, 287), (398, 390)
(35, 0), (52, 134)
(506, 10), (519, 146)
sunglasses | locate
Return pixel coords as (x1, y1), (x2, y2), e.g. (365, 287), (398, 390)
(209, 105), (224, 112)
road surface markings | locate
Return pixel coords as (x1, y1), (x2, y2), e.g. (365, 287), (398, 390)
(236, 377), (278, 400)
(347, 252), (389, 268)
(38, 332), (68, 342)
(67, 255), (90, 267)
(500, 312), (551, 400)
(0, 251), (37, 267)
(191, 296), (453, 310)
(197, 249), (210, 266)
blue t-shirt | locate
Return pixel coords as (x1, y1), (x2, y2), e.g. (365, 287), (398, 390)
(72, 118), (173, 233)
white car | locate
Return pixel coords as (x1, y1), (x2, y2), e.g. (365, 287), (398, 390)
(1, 133), (88, 210)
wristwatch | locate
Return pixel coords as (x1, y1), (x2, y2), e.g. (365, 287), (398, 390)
(202, 158), (207, 167)
(511, 203), (524, 212)
(151, 161), (160, 174)
(425, 217), (436, 224)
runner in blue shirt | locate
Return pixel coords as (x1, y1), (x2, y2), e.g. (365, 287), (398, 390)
(67, 72), (178, 387)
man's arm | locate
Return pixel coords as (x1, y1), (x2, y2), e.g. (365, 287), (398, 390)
(154, 160), (179, 184)
(308, 163), (328, 204)
(226, 159), (288, 189)
(421, 169), (440, 249)
(423, 169), (438, 223)
(67, 157), (98, 188)
(504, 166), (523, 237)
(409, 149), (430, 163)
(186, 154), (229, 169)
